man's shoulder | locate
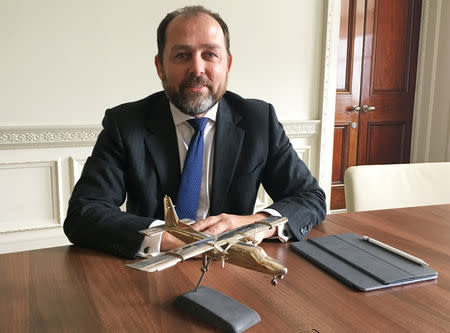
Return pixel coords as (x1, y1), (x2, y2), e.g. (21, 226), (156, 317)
(221, 91), (274, 125)
(100, 91), (169, 134)
(107, 91), (167, 116)
(223, 91), (270, 110)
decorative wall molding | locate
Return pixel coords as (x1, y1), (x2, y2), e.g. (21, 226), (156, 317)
(0, 159), (63, 233)
(0, 121), (319, 150)
(69, 157), (87, 190)
(283, 120), (321, 138)
(318, 0), (341, 211)
(0, 126), (101, 149)
(294, 146), (312, 168)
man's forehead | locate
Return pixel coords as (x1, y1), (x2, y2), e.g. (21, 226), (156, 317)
(165, 13), (224, 44)
(168, 12), (219, 28)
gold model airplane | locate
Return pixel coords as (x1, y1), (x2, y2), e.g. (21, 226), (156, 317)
(126, 196), (288, 285)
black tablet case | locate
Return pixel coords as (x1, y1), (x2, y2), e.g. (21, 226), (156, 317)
(291, 233), (437, 291)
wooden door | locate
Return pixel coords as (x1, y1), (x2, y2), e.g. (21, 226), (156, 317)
(332, 0), (365, 210)
(331, 0), (422, 210)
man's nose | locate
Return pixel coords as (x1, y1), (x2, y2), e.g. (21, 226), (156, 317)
(190, 53), (206, 75)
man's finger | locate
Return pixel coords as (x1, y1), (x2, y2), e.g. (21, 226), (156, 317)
(192, 215), (220, 231)
(204, 222), (228, 235)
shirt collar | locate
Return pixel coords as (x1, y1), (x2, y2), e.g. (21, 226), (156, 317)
(169, 102), (218, 126)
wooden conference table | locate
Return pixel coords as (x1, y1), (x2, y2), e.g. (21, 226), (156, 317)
(1, 205), (450, 332)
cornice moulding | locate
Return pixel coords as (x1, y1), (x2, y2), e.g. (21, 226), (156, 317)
(0, 121), (319, 149)
(0, 126), (102, 149)
(283, 120), (321, 138)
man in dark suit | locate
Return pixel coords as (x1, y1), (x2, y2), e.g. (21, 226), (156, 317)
(64, 6), (326, 259)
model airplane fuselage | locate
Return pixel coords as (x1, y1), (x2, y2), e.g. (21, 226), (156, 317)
(127, 196), (288, 285)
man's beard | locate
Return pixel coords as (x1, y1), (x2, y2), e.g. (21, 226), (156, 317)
(162, 73), (227, 116)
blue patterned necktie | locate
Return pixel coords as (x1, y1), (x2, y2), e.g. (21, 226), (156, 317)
(175, 117), (209, 220)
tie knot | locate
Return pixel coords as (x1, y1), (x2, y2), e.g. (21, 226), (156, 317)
(188, 118), (209, 132)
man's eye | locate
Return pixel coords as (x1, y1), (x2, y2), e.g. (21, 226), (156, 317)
(205, 52), (217, 58)
(175, 53), (190, 59)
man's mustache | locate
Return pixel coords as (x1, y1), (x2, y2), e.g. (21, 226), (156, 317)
(180, 74), (213, 90)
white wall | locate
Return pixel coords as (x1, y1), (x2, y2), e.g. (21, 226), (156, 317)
(0, 0), (327, 253)
(1, 0), (324, 125)
(412, 0), (450, 162)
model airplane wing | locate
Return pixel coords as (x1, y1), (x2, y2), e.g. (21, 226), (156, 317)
(139, 225), (171, 237)
(126, 239), (215, 272)
(215, 216), (288, 242)
(126, 253), (182, 272)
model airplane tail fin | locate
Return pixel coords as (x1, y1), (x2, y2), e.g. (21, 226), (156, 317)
(163, 196), (204, 243)
(164, 196), (181, 227)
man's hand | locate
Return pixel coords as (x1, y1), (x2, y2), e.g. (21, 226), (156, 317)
(160, 212), (277, 251)
(192, 212), (276, 243)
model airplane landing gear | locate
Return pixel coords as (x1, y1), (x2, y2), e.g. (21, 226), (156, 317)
(271, 274), (284, 286)
(194, 255), (213, 292)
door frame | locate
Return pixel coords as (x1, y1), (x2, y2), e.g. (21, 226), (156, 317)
(318, 0), (440, 211)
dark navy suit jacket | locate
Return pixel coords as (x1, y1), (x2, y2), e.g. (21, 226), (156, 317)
(64, 91), (326, 258)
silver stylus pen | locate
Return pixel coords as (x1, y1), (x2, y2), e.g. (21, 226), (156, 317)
(362, 235), (429, 266)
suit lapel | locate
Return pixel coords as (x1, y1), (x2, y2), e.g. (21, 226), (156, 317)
(210, 97), (245, 214)
(144, 96), (181, 199)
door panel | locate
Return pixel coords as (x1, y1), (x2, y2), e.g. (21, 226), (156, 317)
(366, 122), (406, 163)
(332, 124), (350, 184)
(331, 124), (351, 209)
(358, 0), (421, 165)
(331, 0), (422, 210)
(372, 0), (411, 92)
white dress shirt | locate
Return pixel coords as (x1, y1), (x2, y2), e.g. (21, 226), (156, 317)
(172, 103), (217, 221)
(138, 103), (291, 257)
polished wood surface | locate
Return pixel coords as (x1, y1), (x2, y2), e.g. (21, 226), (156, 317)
(331, 0), (422, 210)
(2, 205), (450, 332)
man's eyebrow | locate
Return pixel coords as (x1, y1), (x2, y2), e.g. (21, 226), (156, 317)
(170, 45), (191, 51)
(170, 43), (223, 51)
(199, 43), (222, 50)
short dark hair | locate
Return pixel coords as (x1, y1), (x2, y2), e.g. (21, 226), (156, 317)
(157, 5), (231, 62)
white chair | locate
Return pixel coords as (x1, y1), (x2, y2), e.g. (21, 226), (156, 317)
(344, 162), (450, 212)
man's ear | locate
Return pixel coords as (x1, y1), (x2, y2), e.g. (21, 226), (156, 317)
(227, 54), (233, 72)
(155, 55), (164, 80)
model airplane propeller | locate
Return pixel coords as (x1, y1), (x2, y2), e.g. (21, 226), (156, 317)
(126, 196), (288, 286)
